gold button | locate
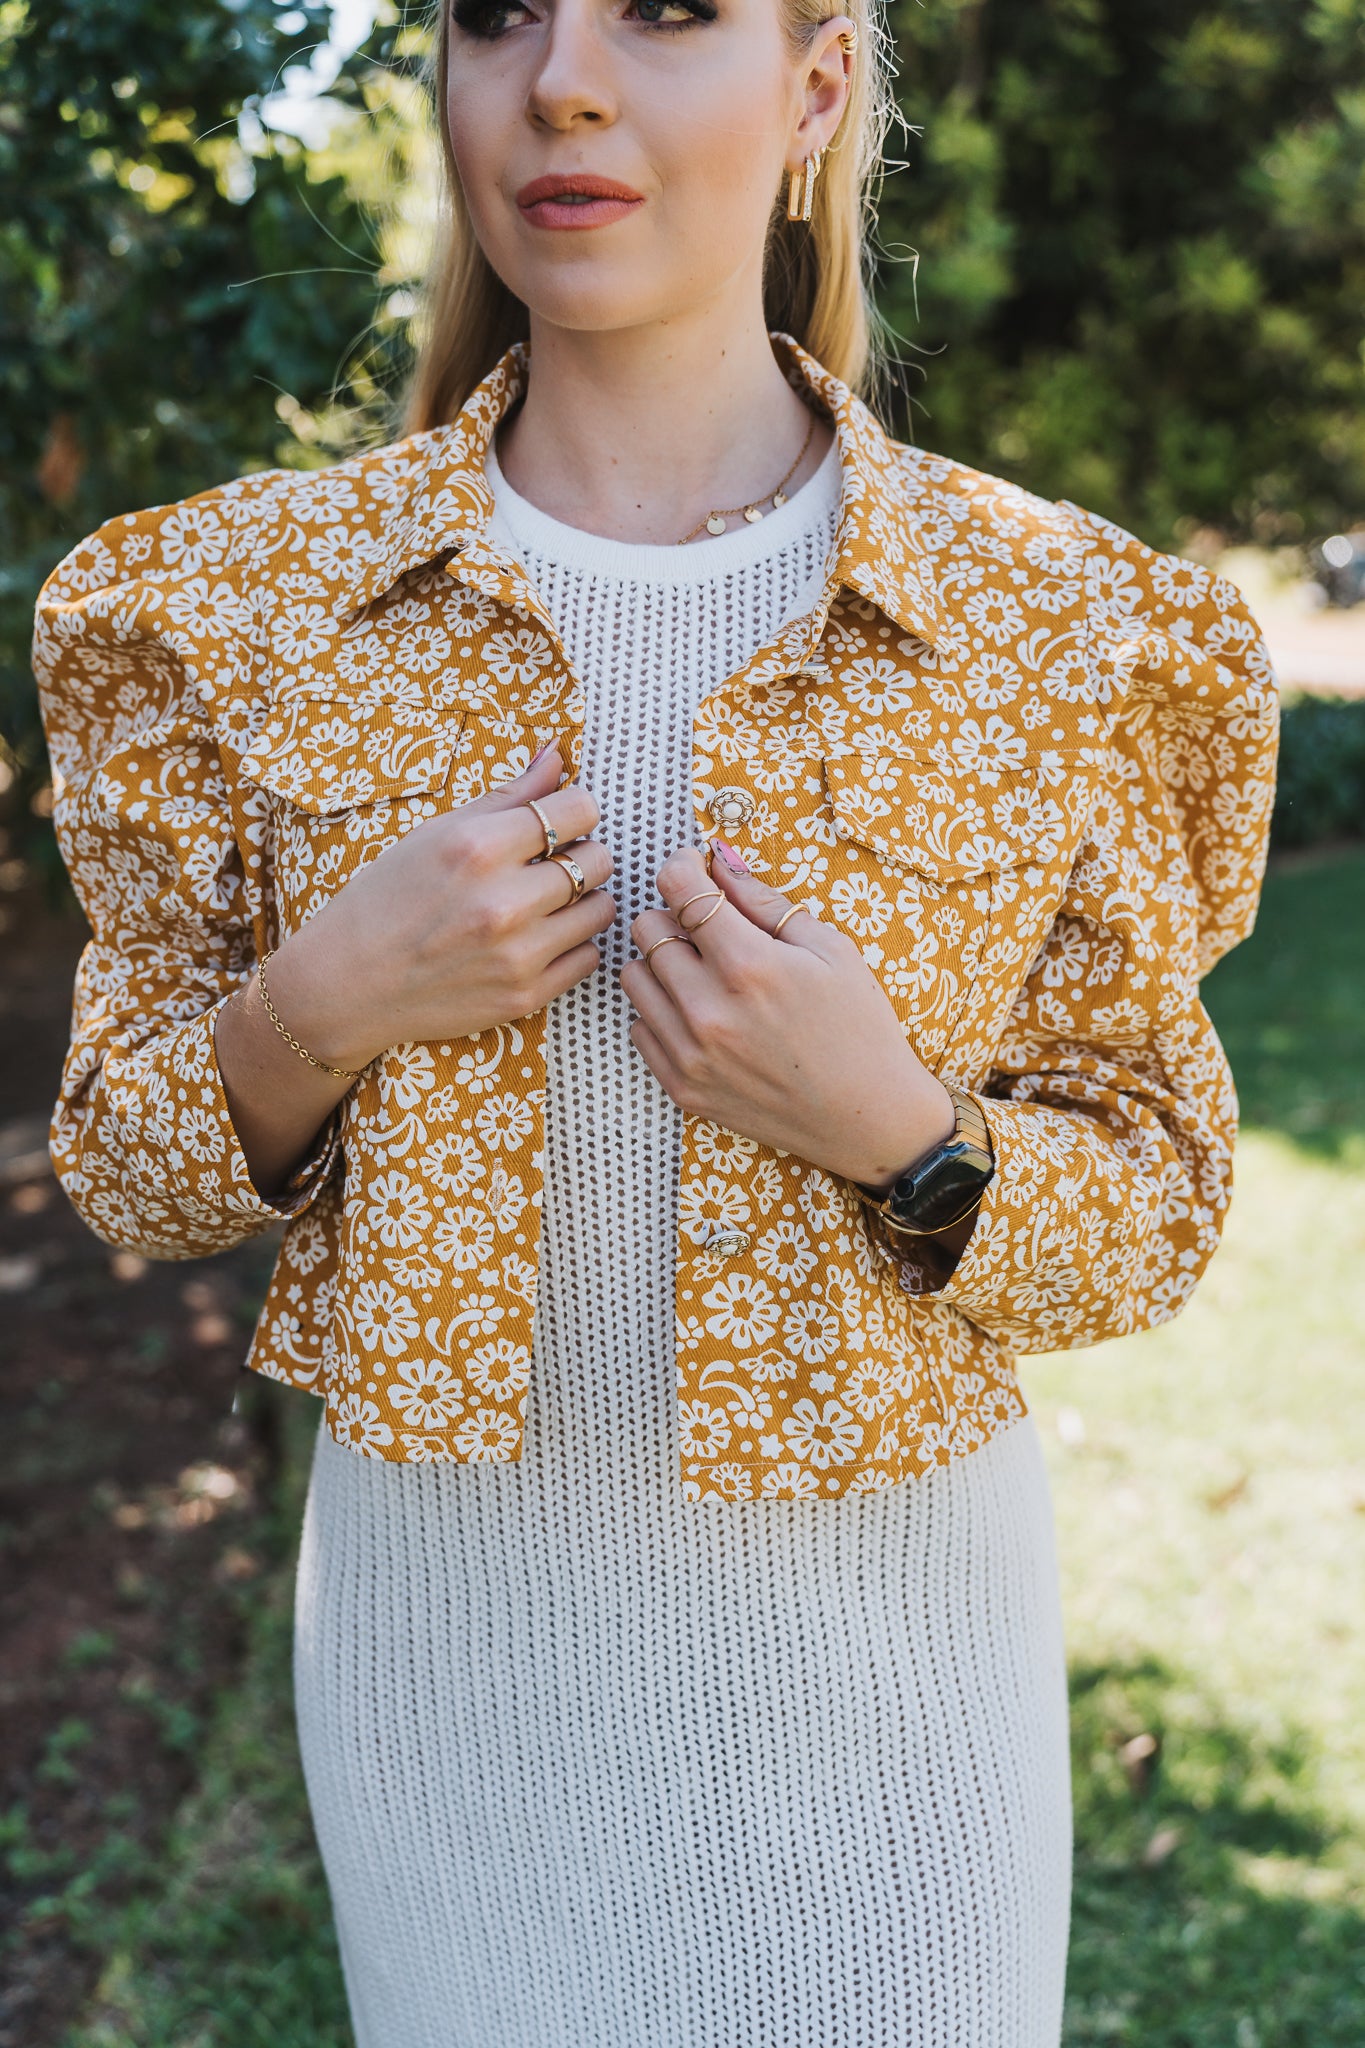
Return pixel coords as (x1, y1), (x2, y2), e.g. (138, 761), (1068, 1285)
(709, 785), (756, 831)
(707, 1227), (752, 1257)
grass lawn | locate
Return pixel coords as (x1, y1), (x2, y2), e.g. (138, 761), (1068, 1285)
(61, 852), (1365, 2047)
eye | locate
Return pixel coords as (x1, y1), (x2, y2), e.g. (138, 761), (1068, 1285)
(626, 0), (716, 22)
(450, 0), (535, 36)
(629, 0), (717, 24)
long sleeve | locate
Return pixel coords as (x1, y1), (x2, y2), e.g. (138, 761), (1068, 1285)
(897, 512), (1279, 1351)
(32, 491), (338, 1259)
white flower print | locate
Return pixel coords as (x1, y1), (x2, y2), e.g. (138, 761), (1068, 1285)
(680, 1401), (734, 1458)
(432, 1205), (496, 1272)
(484, 626), (553, 687)
(475, 1091), (535, 1150)
(753, 1223), (817, 1287)
(466, 1338), (531, 1403)
(418, 1132), (485, 1196)
(758, 1463), (821, 1500)
(159, 502), (227, 576)
(1150, 555), (1209, 609)
(452, 1408), (520, 1460)
(963, 586), (1027, 646)
(331, 1394), (394, 1453)
(679, 1174), (753, 1248)
(963, 652), (1022, 709)
(828, 871), (894, 938)
(272, 602), (335, 665)
(781, 1398), (861, 1468)
(365, 1173), (432, 1251)
(700, 1273), (780, 1349)
(390, 1358), (464, 1430)
(780, 1300), (841, 1365)
(350, 1280), (421, 1358)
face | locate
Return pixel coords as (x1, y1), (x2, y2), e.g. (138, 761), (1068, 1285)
(443, 0), (852, 335)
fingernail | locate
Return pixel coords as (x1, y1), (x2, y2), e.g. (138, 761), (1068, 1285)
(528, 741), (555, 767)
(715, 838), (749, 875)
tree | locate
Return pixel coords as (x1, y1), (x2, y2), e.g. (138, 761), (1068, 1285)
(0, 0), (411, 783)
(879, 0), (1365, 547)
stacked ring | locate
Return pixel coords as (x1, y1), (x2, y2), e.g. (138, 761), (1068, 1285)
(546, 851), (586, 905)
(676, 889), (725, 934)
(642, 932), (698, 969)
(524, 798), (558, 861)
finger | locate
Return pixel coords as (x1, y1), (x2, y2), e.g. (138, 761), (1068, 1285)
(500, 778), (603, 863)
(467, 740), (567, 814)
(529, 838), (615, 913)
(542, 883), (617, 955)
(619, 946), (688, 1038)
(628, 907), (703, 989)
(707, 839), (837, 957)
(527, 936), (608, 1011)
(652, 844), (750, 960)
(627, 1014), (692, 1105)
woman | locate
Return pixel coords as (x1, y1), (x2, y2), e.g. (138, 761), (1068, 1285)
(34, 0), (1277, 2041)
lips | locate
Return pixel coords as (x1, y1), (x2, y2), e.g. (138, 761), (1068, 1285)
(516, 172), (645, 230)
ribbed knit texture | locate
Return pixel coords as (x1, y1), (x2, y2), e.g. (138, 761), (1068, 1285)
(292, 427), (1072, 2047)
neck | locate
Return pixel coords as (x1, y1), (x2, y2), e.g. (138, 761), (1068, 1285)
(494, 294), (833, 548)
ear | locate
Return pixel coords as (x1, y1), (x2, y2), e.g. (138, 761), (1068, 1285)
(788, 12), (857, 170)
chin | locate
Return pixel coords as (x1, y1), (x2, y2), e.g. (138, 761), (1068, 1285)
(512, 274), (691, 339)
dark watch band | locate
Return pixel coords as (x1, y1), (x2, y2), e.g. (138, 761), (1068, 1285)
(853, 1086), (995, 1237)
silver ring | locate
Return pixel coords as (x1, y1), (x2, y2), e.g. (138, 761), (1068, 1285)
(525, 798), (558, 861)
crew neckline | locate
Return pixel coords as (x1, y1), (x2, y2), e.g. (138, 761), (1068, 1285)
(483, 419), (842, 587)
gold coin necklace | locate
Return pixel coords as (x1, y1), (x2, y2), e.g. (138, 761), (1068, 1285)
(677, 412), (816, 546)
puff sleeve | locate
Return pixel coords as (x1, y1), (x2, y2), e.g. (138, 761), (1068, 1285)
(31, 491), (339, 1258)
(908, 508), (1279, 1350)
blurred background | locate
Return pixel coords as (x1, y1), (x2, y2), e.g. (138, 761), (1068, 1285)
(0, 2), (1362, 2042)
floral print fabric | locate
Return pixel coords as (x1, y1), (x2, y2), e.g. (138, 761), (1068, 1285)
(32, 333), (1278, 1500)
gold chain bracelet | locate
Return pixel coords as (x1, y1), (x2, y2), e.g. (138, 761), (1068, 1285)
(256, 951), (365, 1082)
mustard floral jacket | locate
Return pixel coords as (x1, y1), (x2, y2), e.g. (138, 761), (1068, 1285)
(33, 334), (1278, 1501)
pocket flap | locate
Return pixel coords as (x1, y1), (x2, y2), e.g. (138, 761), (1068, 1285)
(239, 693), (468, 814)
(821, 751), (1070, 879)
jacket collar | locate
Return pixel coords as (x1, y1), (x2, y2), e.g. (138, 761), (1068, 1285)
(336, 332), (942, 651)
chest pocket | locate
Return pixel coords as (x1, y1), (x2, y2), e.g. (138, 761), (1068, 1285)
(812, 749), (1074, 1070)
(239, 691), (471, 935)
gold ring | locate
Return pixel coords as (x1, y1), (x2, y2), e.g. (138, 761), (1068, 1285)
(546, 851), (585, 905)
(771, 903), (806, 937)
(677, 889), (725, 934)
(642, 932), (698, 969)
(524, 798), (557, 861)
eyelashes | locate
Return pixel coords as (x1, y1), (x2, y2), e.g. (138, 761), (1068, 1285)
(451, 0), (718, 40)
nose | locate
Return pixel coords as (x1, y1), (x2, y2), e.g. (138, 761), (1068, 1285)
(526, 0), (618, 132)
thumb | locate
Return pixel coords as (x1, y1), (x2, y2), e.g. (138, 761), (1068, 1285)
(469, 739), (565, 814)
(710, 838), (826, 949)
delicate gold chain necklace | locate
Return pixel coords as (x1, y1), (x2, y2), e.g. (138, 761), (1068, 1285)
(676, 412), (816, 546)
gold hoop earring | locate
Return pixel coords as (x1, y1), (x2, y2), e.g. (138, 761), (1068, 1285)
(786, 146), (825, 224)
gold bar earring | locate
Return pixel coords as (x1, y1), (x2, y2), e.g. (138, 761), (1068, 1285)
(786, 147), (824, 224)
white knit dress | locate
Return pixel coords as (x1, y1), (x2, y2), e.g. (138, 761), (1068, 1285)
(292, 429), (1073, 2048)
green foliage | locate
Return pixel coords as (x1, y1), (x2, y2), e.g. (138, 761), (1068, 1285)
(881, 0), (1365, 549)
(0, 0), (410, 776)
(1271, 695), (1365, 848)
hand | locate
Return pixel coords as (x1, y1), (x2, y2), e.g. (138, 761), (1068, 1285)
(269, 743), (616, 1071)
(619, 839), (955, 1190)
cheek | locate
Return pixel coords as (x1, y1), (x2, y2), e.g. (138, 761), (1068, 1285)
(446, 82), (508, 240)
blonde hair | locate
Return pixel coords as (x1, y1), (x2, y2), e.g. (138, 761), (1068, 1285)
(402, 0), (898, 434)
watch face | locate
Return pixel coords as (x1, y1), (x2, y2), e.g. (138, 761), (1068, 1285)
(895, 1148), (993, 1232)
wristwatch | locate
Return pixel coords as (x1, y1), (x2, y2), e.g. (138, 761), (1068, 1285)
(853, 1087), (996, 1237)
